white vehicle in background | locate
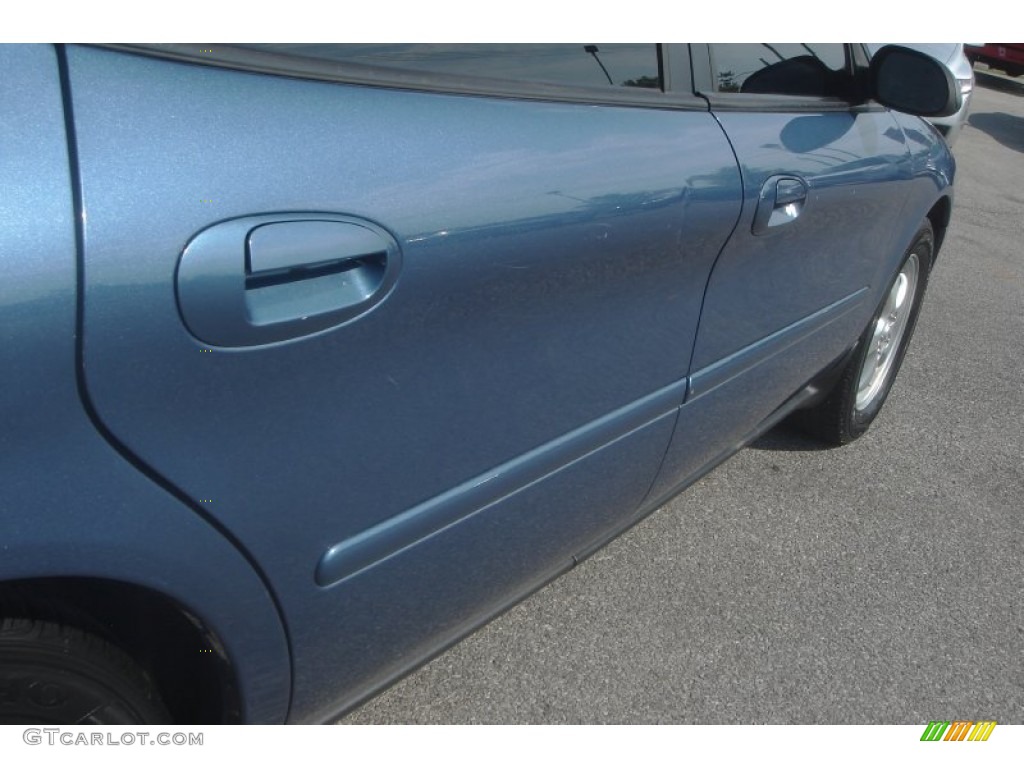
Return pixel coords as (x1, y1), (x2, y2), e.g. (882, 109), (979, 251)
(868, 44), (974, 147)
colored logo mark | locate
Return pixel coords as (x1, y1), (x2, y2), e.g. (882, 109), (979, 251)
(920, 720), (996, 741)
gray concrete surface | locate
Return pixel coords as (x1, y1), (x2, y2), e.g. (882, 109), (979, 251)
(340, 81), (1024, 724)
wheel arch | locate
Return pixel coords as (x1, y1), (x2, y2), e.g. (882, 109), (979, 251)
(0, 483), (293, 724)
(925, 193), (953, 264)
(0, 577), (240, 723)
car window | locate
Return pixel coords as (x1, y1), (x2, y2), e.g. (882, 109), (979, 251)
(709, 44), (852, 98)
(236, 44), (662, 91)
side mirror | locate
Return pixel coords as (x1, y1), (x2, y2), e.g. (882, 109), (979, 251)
(870, 45), (961, 117)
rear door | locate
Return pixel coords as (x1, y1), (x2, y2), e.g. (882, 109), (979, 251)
(647, 43), (914, 503)
(65, 44), (742, 720)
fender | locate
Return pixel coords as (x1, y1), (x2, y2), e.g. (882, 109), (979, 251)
(0, 44), (291, 724)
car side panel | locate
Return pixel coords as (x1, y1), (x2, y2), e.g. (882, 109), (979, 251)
(692, 109), (913, 370)
(885, 111), (956, 248)
(0, 44), (290, 724)
(647, 106), (916, 502)
(63, 46), (743, 721)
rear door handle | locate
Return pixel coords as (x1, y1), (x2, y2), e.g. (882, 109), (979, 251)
(752, 175), (808, 235)
(177, 214), (402, 347)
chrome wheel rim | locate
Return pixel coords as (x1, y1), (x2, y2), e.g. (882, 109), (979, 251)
(855, 254), (919, 412)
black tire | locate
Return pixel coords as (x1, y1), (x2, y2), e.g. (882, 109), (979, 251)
(0, 618), (170, 724)
(792, 221), (934, 446)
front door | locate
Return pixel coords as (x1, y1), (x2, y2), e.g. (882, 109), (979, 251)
(646, 43), (913, 503)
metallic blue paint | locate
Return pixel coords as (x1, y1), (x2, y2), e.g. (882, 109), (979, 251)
(691, 108), (914, 372)
(0, 45), (291, 723)
(644, 105), (947, 503)
(0, 44), (955, 723)
(177, 213), (402, 346)
(316, 379), (687, 588)
(61, 46), (741, 722)
(687, 289), (869, 401)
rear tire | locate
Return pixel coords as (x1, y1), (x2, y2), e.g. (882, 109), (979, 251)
(0, 618), (169, 724)
(792, 221), (934, 445)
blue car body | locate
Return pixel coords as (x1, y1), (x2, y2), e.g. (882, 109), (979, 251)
(0, 44), (954, 723)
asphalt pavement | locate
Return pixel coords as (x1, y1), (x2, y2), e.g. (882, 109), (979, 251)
(340, 79), (1024, 724)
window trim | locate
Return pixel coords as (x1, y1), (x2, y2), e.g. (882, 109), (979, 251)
(102, 44), (707, 112)
(663, 43), (695, 96)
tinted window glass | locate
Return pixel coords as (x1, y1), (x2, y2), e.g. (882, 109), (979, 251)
(238, 44), (661, 90)
(709, 44), (850, 97)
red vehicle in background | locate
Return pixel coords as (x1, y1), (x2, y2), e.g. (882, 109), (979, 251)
(966, 44), (1024, 78)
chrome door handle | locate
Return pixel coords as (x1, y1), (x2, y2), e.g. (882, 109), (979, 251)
(752, 175), (808, 235)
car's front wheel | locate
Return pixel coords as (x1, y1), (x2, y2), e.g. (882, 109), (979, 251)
(793, 221), (934, 445)
(0, 618), (169, 724)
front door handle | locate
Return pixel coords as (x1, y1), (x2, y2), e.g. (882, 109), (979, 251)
(752, 175), (808, 235)
(177, 213), (402, 347)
